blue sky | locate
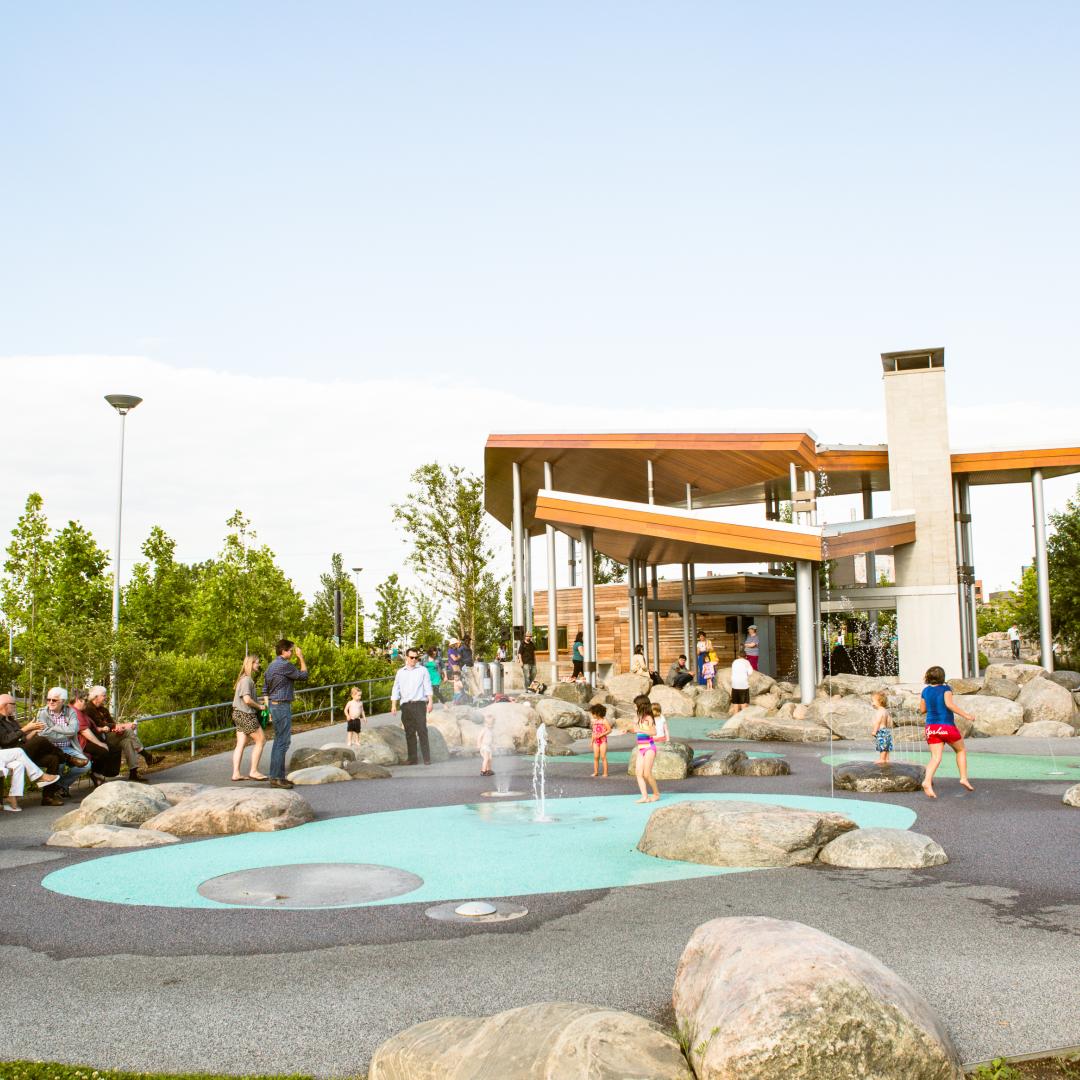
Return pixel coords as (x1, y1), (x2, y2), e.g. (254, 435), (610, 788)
(1, 3), (1077, 600)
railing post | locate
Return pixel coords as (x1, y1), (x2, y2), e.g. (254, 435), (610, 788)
(190, 710), (196, 758)
(330, 685), (335, 728)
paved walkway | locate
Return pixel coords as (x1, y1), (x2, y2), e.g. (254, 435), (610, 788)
(2, 720), (1079, 1076)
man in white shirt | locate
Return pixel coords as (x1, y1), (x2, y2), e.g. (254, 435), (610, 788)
(729, 647), (754, 716)
(1007, 625), (1021, 660)
(391, 647), (434, 765)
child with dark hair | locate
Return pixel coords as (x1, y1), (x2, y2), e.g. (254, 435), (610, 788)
(589, 703), (612, 778)
(918, 665), (975, 798)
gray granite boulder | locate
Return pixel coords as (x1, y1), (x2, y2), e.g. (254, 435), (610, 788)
(984, 662), (1047, 686)
(352, 731), (399, 766)
(691, 750), (791, 777)
(141, 787), (314, 836)
(534, 697), (590, 729)
(638, 800), (856, 867)
(1017, 677), (1078, 729)
(344, 761), (392, 779)
(649, 684), (695, 716)
(694, 688), (732, 717)
(1016, 720), (1075, 738)
(153, 782), (212, 806)
(603, 673), (652, 701)
(368, 1002), (693, 1080)
(551, 681), (593, 706)
(626, 744), (689, 780)
(673, 917), (965, 1080)
(806, 696), (877, 739)
(1046, 670), (1080, 691)
(371, 722), (451, 763)
(818, 828), (947, 868)
(288, 746), (356, 771)
(833, 761), (925, 792)
(945, 695), (1002, 736)
(981, 677), (1021, 700)
(47, 824), (180, 849)
(739, 757), (792, 776)
(817, 673), (893, 697)
(51, 780), (169, 831)
(286, 765), (353, 784)
(1063, 785), (1080, 808)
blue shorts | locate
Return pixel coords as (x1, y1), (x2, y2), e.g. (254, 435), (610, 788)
(875, 729), (894, 752)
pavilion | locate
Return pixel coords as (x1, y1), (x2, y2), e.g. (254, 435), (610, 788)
(483, 349), (1080, 702)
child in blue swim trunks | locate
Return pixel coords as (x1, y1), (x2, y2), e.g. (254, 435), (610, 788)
(871, 691), (893, 764)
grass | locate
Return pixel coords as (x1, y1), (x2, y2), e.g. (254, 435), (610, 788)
(969, 1056), (1080, 1079)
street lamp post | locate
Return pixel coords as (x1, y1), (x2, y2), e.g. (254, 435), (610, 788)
(105, 394), (143, 717)
(352, 567), (363, 647)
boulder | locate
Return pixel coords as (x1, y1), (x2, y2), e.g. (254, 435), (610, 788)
(286, 765), (353, 784)
(984, 662), (1048, 687)
(344, 761), (392, 779)
(289, 746), (356, 771)
(742, 717), (831, 743)
(551, 682), (592, 706)
(692, 749), (749, 776)
(141, 787), (314, 837)
(739, 757), (792, 776)
(479, 701), (540, 753)
(542, 725), (579, 756)
(1016, 720), (1075, 738)
(892, 725), (928, 745)
(1017, 677), (1078, 729)
(805, 697), (878, 739)
(534, 698), (590, 729)
(500, 662), (525, 690)
(947, 677), (983, 696)
(791, 703), (809, 721)
(426, 710), (463, 750)
(626, 745), (689, 780)
(370, 723), (451, 763)
(980, 677), (1021, 701)
(952, 695), (1012, 737)
(1046, 670), (1080, 691)
(1063, 785), (1080, 808)
(352, 731), (399, 766)
(818, 829), (948, 868)
(649, 684), (695, 716)
(368, 1002), (693, 1080)
(750, 691), (781, 712)
(833, 761), (925, 792)
(603, 673), (652, 701)
(638, 800), (857, 867)
(715, 667), (776, 698)
(817, 673), (892, 697)
(51, 780), (169, 831)
(694, 688), (732, 717)
(705, 706), (769, 738)
(153, 782), (212, 806)
(47, 824), (180, 849)
(589, 689), (616, 706)
(673, 917), (965, 1080)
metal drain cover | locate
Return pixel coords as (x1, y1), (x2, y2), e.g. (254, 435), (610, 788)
(426, 900), (529, 923)
(198, 863), (423, 908)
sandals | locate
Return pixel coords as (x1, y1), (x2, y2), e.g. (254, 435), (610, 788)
(230, 776), (251, 782)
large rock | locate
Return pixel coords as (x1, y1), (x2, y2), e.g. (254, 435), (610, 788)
(694, 751), (791, 777)
(535, 697), (590, 729)
(953, 694), (1021, 737)
(604, 673), (652, 701)
(1017, 676), (1078, 729)
(818, 829), (948, 868)
(51, 780), (169, 831)
(542, 725), (579, 756)
(981, 677), (1021, 701)
(1046, 670), (1080, 691)
(673, 917), (965, 1080)
(551, 682), (592, 706)
(289, 746), (356, 771)
(1064, 785), (1080, 808)
(47, 824), (180, 849)
(478, 701), (540, 753)
(626, 745), (689, 780)
(638, 800), (856, 867)
(715, 667), (776, 698)
(649, 683), (695, 716)
(153, 782), (212, 806)
(370, 722), (450, 763)
(141, 787), (314, 836)
(500, 662), (525, 690)
(750, 691), (781, 712)
(344, 761), (392, 779)
(286, 765), (353, 784)
(706, 705), (770, 738)
(739, 757), (792, 776)
(741, 717), (831, 743)
(694, 688), (732, 717)
(352, 731), (399, 766)
(817, 673), (892, 697)
(805, 697), (877, 739)
(426, 710), (463, 750)
(368, 1002), (693, 1080)
(1016, 720), (1075, 738)
(833, 761), (925, 792)
(984, 662), (1048, 687)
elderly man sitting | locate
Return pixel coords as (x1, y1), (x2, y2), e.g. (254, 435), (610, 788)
(0, 693), (67, 776)
(0, 747), (59, 811)
(83, 685), (155, 778)
(36, 688), (92, 804)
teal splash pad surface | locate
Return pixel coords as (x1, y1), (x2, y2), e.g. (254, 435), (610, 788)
(42, 793), (916, 911)
(823, 750), (1080, 781)
(564, 750), (783, 765)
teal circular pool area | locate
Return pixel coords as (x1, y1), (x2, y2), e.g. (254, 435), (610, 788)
(42, 792), (918, 911)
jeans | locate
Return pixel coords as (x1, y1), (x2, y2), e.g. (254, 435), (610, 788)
(268, 702), (293, 778)
(522, 663), (535, 687)
(54, 741), (92, 793)
(672, 672), (694, 689)
(400, 701), (430, 764)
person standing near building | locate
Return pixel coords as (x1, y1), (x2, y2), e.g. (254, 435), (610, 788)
(571, 632), (585, 680)
(1007, 624), (1021, 660)
(264, 638), (308, 789)
(391, 647), (434, 765)
(729, 647), (753, 716)
(518, 632), (536, 688)
(744, 625), (760, 671)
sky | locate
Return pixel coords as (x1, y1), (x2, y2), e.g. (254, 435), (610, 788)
(2, 2), (1078, 610)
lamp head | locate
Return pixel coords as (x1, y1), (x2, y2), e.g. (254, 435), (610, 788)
(105, 394), (143, 416)
(352, 566), (363, 574)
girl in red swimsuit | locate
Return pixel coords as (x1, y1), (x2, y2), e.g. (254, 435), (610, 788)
(590, 703), (612, 778)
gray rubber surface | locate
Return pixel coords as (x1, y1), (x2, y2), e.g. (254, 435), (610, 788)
(2, 720), (1079, 1077)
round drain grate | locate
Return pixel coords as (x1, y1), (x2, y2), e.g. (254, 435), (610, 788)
(426, 900), (529, 923)
(198, 863), (423, 908)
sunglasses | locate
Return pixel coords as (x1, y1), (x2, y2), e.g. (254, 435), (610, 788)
(47, 697), (62, 703)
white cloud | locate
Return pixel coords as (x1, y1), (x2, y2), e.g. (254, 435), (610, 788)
(1, 356), (1076, 610)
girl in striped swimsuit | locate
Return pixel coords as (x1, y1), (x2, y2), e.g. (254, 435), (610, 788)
(634, 700), (660, 803)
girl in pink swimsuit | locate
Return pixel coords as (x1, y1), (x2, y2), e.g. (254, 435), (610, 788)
(590, 703), (612, 778)
(634, 701), (660, 803)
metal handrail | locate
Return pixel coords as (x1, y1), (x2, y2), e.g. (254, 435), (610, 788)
(132, 676), (394, 757)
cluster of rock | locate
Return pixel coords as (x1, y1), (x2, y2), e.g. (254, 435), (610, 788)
(368, 915), (964, 1079)
(288, 739), (407, 780)
(46, 780), (315, 847)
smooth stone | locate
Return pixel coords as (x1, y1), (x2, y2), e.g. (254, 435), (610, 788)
(140, 787), (314, 837)
(534, 698), (590, 729)
(739, 717), (831, 743)
(371, 722), (451, 763)
(1015, 721), (1075, 738)
(833, 761), (925, 793)
(625, 745), (689, 780)
(638, 800), (856, 867)
(947, 695), (1008, 736)
(673, 917), (965, 1080)
(551, 682), (593, 706)
(153, 782), (212, 806)
(981, 677), (1021, 701)
(649, 684), (695, 716)
(344, 761), (392, 779)
(818, 828), (948, 868)
(603, 673), (653, 701)
(984, 662), (1048, 686)
(1017, 677), (1078, 729)
(50, 780), (169, 831)
(694, 688), (732, 717)
(1063, 785), (1080, 808)
(47, 824), (179, 849)
(816, 673), (893, 697)
(286, 765), (353, 784)
(478, 702), (542, 753)
(805, 696), (877, 739)
(692, 752), (791, 778)
(352, 731), (399, 766)
(947, 676), (983, 696)
(288, 746), (356, 771)
(1046, 670), (1080, 691)
(738, 757), (791, 776)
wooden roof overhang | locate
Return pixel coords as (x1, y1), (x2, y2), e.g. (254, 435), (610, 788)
(532, 491), (916, 567)
(950, 446), (1080, 487)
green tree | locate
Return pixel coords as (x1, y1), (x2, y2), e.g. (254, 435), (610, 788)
(593, 551), (626, 585)
(122, 526), (206, 652)
(471, 570), (510, 655)
(373, 572), (411, 648)
(306, 553), (360, 643)
(410, 591), (443, 651)
(392, 463), (502, 648)
(1047, 487), (1080, 653)
(184, 511), (305, 657)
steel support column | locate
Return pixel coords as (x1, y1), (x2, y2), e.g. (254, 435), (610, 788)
(628, 558), (639, 659)
(796, 559), (817, 704)
(651, 564), (660, 672)
(1031, 469), (1055, 671)
(523, 531), (533, 633)
(953, 477), (974, 678)
(638, 560), (650, 670)
(511, 461), (524, 636)
(862, 475), (876, 587)
(582, 526), (597, 686)
(544, 461), (558, 681)
(680, 563), (691, 664)
(960, 478), (979, 673)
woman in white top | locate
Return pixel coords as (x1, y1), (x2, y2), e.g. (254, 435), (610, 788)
(629, 644), (649, 677)
(729, 646), (754, 716)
